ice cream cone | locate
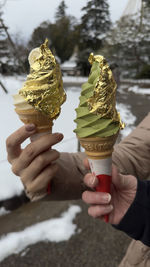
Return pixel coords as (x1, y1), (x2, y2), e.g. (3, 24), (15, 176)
(78, 133), (118, 160)
(74, 53), (124, 221)
(15, 108), (53, 134)
(12, 39), (66, 201)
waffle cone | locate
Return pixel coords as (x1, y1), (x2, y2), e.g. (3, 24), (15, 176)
(78, 133), (119, 160)
(15, 108), (53, 133)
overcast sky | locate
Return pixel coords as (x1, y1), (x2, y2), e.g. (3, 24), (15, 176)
(3, 0), (128, 42)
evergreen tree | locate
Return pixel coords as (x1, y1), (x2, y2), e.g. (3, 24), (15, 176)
(77, 0), (111, 75)
(29, 21), (52, 49)
(50, 15), (78, 63)
(144, 0), (150, 8)
(104, 1), (150, 78)
(79, 0), (111, 51)
(55, 0), (67, 20)
(0, 2), (26, 74)
(28, 1), (78, 63)
(48, 0), (78, 63)
(0, 4), (14, 74)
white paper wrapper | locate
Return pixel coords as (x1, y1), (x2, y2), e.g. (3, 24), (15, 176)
(88, 157), (112, 176)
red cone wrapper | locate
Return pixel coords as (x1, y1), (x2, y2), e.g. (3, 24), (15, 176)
(88, 157), (112, 222)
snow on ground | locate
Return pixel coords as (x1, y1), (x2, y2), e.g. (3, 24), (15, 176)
(117, 103), (136, 137)
(0, 162), (24, 201)
(0, 207), (10, 217)
(63, 75), (87, 84)
(0, 75), (137, 202)
(0, 205), (81, 262)
(53, 86), (81, 153)
(121, 79), (150, 85)
(0, 75), (25, 201)
(128, 85), (150, 95)
(118, 84), (129, 94)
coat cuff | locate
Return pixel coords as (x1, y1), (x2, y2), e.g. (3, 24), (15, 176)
(113, 179), (150, 247)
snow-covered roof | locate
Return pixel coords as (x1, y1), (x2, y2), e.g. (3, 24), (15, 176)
(61, 61), (76, 69)
(122, 0), (142, 17)
(61, 53), (77, 70)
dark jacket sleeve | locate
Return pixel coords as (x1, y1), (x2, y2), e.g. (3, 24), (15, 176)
(113, 179), (150, 247)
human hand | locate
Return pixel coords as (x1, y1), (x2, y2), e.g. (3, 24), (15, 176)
(82, 159), (137, 225)
(6, 124), (63, 197)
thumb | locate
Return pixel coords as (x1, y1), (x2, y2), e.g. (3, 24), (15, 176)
(112, 165), (126, 190)
(83, 158), (90, 170)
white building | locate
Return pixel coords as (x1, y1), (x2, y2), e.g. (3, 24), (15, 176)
(61, 52), (80, 76)
(122, 0), (142, 17)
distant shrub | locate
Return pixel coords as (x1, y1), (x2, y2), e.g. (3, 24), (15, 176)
(136, 65), (150, 79)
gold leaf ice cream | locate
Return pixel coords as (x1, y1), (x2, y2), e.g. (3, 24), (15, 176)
(74, 53), (124, 223)
(19, 39), (66, 120)
(74, 53), (124, 138)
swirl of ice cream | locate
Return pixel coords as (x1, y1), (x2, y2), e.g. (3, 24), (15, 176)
(19, 39), (66, 119)
(13, 94), (33, 110)
(74, 53), (124, 138)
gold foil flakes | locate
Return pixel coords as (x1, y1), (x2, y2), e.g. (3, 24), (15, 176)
(19, 39), (66, 119)
(87, 53), (124, 129)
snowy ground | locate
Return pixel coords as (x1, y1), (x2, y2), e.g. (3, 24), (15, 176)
(128, 85), (150, 95)
(0, 75), (149, 262)
(0, 205), (81, 262)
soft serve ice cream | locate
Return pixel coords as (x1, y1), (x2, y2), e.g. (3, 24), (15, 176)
(74, 53), (123, 138)
(13, 39), (66, 133)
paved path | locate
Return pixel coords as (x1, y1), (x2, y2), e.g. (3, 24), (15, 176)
(0, 200), (131, 267)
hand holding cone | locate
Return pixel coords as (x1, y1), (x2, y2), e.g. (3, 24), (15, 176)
(79, 134), (118, 222)
(13, 39), (66, 199)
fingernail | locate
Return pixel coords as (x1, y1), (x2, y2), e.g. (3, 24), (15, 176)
(89, 174), (96, 186)
(25, 124), (36, 131)
(103, 193), (111, 203)
(107, 205), (113, 212)
(55, 133), (63, 140)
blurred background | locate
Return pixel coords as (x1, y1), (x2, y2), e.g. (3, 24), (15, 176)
(0, 0), (150, 266)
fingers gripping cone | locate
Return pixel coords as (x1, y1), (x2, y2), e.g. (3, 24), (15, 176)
(14, 106), (53, 196)
(14, 97), (53, 197)
(79, 133), (118, 222)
